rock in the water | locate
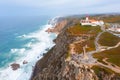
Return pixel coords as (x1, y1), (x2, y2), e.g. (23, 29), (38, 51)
(23, 60), (28, 64)
(11, 63), (20, 70)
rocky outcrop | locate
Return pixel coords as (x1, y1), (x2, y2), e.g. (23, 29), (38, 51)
(23, 60), (28, 64)
(31, 28), (98, 80)
(92, 66), (120, 80)
(31, 26), (74, 80)
(46, 20), (67, 34)
(46, 17), (80, 34)
(11, 63), (20, 70)
(57, 60), (98, 80)
(31, 17), (120, 80)
(97, 71), (120, 80)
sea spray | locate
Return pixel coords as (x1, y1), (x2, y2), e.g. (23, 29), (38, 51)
(0, 17), (60, 80)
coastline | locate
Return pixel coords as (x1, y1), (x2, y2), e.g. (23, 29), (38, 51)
(30, 16), (66, 79)
(31, 14), (120, 80)
(0, 17), (57, 80)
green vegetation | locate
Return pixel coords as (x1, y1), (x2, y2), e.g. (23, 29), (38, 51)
(103, 16), (120, 23)
(66, 24), (102, 53)
(67, 24), (102, 35)
(90, 15), (120, 23)
(71, 38), (96, 54)
(86, 37), (96, 52)
(66, 52), (71, 59)
(99, 32), (120, 46)
(74, 43), (84, 54)
(93, 46), (120, 66)
(104, 23), (111, 29)
(92, 66), (117, 76)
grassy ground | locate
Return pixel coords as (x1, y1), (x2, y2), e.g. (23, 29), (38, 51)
(69, 39), (96, 54)
(92, 65), (120, 77)
(98, 32), (120, 46)
(67, 24), (102, 53)
(93, 46), (120, 67)
(92, 65), (115, 75)
(74, 43), (84, 54)
(103, 16), (120, 23)
(67, 24), (102, 35)
(66, 52), (71, 59)
(86, 37), (96, 52)
(90, 15), (120, 23)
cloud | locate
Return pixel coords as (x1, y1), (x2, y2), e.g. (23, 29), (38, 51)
(0, 0), (71, 7)
(0, 0), (103, 8)
(0, 0), (120, 16)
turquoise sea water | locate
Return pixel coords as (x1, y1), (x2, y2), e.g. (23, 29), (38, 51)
(0, 16), (49, 67)
(0, 16), (57, 80)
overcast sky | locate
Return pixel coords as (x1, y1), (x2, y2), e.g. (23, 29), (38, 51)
(0, 0), (120, 16)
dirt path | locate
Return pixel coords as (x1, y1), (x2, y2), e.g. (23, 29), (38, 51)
(69, 40), (85, 54)
(102, 58), (120, 69)
(96, 62), (120, 74)
(69, 25), (120, 74)
(93, 25), (120, 74)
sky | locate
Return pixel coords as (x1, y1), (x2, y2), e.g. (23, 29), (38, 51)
(0, 0), (120, 16)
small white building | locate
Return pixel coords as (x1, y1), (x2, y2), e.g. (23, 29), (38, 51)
(108, 24), (120, 32)
(80, 17), (104, 26)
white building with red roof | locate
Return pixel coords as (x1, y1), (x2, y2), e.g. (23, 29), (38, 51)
(80, 16), (104, 26)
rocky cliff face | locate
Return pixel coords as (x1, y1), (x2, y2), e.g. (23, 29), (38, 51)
(31, 17), (120, 80)
(46, 17), (80, 34)
(31, 29), (97, 80)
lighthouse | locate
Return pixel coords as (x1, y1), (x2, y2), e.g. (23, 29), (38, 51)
(80, 16), (104, 26)
(86, 16), (89, 21)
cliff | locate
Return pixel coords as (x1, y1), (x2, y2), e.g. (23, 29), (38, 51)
(31, 28), (97, 80)
(31, 15), (120, 80)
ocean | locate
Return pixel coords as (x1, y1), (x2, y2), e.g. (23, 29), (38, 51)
(0, 16), (56, 80)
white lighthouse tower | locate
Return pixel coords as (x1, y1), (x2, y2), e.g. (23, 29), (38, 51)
(86, 16), (89, 21)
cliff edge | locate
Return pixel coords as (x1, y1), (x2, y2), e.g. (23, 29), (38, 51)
(31, 15), (120, 80)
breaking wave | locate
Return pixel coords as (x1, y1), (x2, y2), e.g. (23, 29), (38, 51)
(0, 16), (59, 80)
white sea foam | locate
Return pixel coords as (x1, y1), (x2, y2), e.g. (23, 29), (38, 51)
(10, 49), (18, 53)
(0, 24), (56, 80)
(24, 42), (32, 48)
(10, 48), (26, 54)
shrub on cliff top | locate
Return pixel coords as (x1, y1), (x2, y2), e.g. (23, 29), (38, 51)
(98, 32), (120, 46)
(67, 24), (101, 35)
(93, 46), (120, 67)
